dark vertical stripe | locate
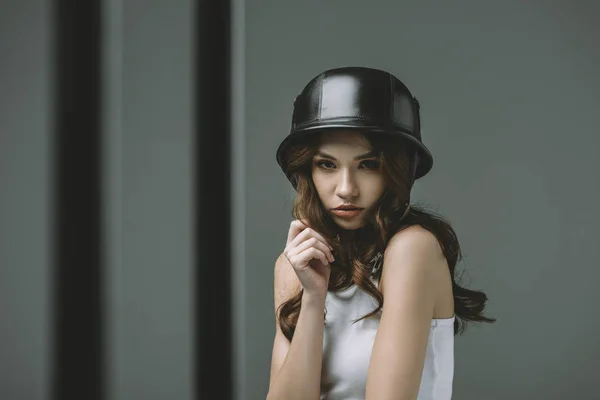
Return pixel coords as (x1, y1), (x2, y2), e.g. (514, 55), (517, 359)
(195, 0), (233, 398)
(51, 1), (103, 399)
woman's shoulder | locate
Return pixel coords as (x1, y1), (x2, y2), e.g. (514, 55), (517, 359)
(385, 224), (441, 254)
(382, 224), (445, 269)
(380, 224), (450, 304)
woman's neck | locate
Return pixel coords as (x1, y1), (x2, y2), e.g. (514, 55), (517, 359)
(337, 230), (355, 259)
(338, 229), (354, 242)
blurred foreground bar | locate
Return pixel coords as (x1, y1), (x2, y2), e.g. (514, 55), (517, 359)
(195, 0), (233, 398)
(51, 0), (104, 399)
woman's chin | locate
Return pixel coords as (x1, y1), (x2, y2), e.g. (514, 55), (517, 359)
(332, 215), (365, 229)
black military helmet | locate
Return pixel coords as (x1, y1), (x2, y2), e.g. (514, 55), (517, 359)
(275, 66), (433, 189)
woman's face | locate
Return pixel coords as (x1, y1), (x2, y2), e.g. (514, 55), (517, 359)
(311, 130), (385, 230)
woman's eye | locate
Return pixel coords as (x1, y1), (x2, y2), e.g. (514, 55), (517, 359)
(317, 160), (335, 169)
(316, 160), (379, 170)
(362, 160), (380, 169)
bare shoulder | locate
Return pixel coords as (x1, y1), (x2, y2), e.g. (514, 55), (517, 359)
(384, 224), (444, 261)
(382, 225), (453, 318)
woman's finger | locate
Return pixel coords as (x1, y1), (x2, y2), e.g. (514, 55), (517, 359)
(289, 236), (334, 263)
(297, 247), (329, 268)
(288, 222), (334, 252)
(286, 219), (307, 246)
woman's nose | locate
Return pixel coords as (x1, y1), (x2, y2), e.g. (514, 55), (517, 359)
(335, 171), (358, 197)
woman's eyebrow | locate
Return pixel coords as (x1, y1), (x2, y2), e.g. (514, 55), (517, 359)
(315, 150), (377, 160)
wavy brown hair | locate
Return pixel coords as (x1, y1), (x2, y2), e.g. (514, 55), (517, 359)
(277, 130), (496, 341)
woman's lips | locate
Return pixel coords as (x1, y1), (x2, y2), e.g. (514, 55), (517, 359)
(331, 209), (363, 218)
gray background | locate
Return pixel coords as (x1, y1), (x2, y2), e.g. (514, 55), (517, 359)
(1, 0), (599, 399)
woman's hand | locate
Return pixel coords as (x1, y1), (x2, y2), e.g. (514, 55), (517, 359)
(283, 219), (335, 299)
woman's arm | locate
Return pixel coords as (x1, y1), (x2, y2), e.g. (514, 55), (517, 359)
(267, 254), (326, 400)
(365, 226), (444, 400)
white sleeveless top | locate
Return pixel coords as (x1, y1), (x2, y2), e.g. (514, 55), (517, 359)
(320, 275), (455, 400)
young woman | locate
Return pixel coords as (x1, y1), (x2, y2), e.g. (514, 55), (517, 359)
(267, 66), (495, 400)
